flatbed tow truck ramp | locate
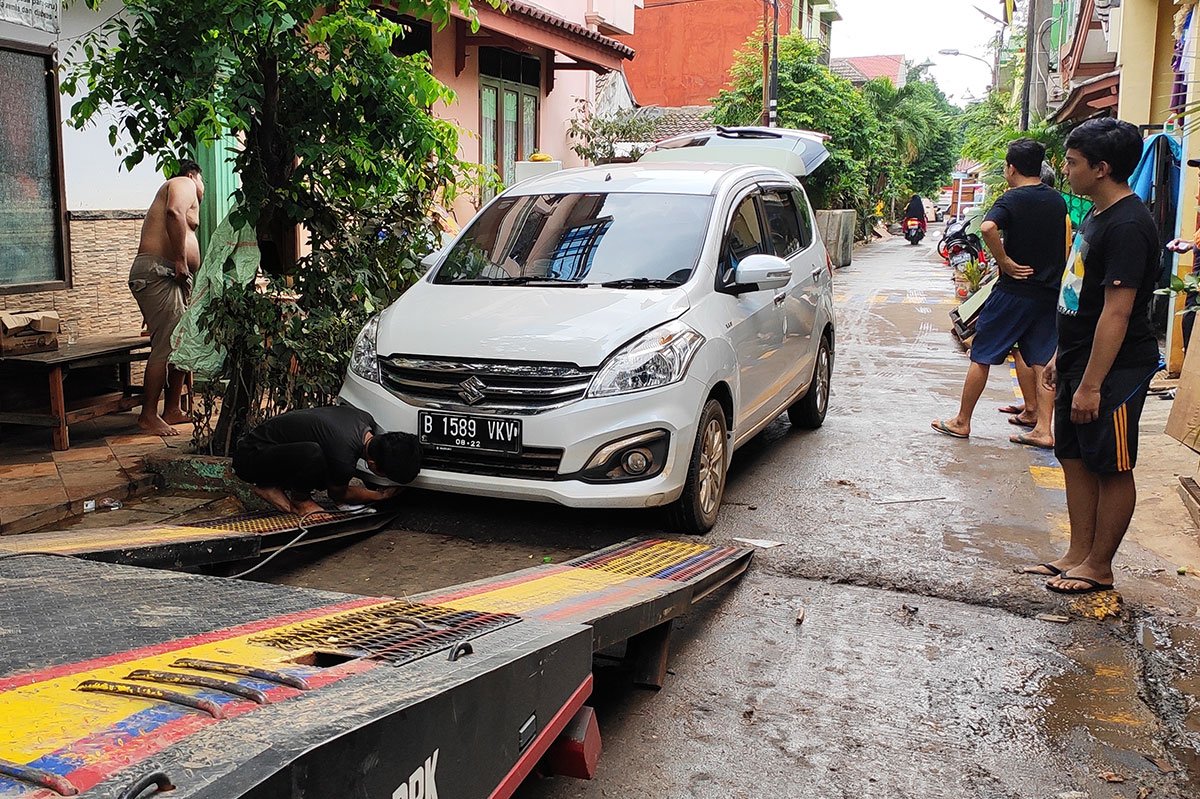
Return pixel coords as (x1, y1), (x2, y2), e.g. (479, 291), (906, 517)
(0, 537), (751, 799)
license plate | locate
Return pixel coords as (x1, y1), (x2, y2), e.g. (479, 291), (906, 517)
(950, 251), (971, 267)
(418, 411), (522, 455)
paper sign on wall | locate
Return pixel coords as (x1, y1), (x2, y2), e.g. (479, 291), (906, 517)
(0, 0), (60, 33)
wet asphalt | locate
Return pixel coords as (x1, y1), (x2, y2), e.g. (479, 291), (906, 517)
(264, 231), (1200, 799)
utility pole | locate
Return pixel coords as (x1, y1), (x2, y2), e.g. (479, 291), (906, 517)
(761, 1), (770, 125)
(769, 0), (779, 127)
(1019, 0), (1036, 130)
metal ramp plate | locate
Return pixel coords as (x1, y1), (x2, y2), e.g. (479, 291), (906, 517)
(0, 508), (395, 569)
(0, 537), (750, 799)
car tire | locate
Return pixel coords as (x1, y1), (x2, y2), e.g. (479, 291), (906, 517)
(667, 399), (728, 535)
(788, 334), (832, 429)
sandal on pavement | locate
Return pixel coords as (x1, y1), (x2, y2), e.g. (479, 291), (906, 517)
(998, 404), (1025, 415)
(931, 420), (968, 439)
(1010, 433), (1054, 450)
(1018, 563), (1062, 576)
(1047, 574), (1115, 595)
(1008, 415), (1036, 428)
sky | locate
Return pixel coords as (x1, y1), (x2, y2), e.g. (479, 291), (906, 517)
(828, 0), (1009, 105)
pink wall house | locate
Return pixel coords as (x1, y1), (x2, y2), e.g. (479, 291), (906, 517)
(385, 1), (636, 222)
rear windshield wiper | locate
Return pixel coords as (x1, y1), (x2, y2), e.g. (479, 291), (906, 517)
(598, 278), (685, 289)
(450, 276), (586, 286)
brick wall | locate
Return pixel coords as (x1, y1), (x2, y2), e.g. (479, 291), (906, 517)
(0, 211), (145, 340)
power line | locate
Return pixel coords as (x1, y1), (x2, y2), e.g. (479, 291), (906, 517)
(57, 7), (128, 46)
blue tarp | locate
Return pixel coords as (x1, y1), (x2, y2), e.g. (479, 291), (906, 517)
(1130, 132), (1181, 206)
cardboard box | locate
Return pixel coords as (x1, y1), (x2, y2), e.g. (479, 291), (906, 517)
(0, 311), (60, 355)
(1168, 341), (1200, 452)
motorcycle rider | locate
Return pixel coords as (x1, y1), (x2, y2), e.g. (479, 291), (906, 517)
(903, 194), (927, 242)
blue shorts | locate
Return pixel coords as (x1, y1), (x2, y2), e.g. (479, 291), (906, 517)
(970, 289), (1057, 367)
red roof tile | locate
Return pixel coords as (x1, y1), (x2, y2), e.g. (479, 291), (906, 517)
(508, 1), (635, 59)
(829, 54), (906, 85)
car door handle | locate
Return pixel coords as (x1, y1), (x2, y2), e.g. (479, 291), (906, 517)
(774, 293), (786, 305)
(810, 267), (824, 280)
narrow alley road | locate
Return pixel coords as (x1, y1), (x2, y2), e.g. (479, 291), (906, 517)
(267, 231), (1200, 799)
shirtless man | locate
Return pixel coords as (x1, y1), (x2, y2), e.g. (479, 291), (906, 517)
(129, 160), (204, 435)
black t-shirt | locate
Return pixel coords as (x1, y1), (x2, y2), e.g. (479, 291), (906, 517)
(984, 183), (1069, 299)
(240, 406), (377, 486)
(1056, 194), (1161, 377)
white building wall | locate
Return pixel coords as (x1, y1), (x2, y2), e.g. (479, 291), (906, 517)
(0, 0), (163, 211)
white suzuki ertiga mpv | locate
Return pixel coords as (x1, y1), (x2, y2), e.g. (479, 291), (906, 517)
(340, 127), (835, 533)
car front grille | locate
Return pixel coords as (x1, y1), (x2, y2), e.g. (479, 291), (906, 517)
(422, 446), (564, 481)
(379, 356), (596, 415)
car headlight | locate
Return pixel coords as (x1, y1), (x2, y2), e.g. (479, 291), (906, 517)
(350, 314), (381, 383)
(587, 321), (704, 398)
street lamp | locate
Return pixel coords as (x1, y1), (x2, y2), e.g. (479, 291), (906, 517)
(938, 48), (998, 92)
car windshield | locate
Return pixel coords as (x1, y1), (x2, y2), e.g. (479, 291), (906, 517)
(433, 192), (715, 286)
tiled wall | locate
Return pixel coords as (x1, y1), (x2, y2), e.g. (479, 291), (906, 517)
(0, 211), (145, 340)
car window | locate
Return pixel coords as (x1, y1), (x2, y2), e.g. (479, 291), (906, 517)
(720, 194), (766, 285)
(791, 189), (815, 249)
(761, 190), (804, 258)
(434, 192), (714, 285)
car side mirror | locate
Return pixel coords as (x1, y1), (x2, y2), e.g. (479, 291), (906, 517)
(732, 253), (791, 292)
(419, 245), (449, 274)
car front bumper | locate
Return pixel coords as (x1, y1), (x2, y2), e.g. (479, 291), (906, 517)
(339, 371), (712, 509)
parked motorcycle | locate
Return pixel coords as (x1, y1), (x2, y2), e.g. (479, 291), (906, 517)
(938, 219), (982, 263)
(903, 217), (925, 245)
(939, 218), (991, 294)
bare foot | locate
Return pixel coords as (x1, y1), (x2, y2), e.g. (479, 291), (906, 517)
(161, 409), (190, 425)
(137, 413), (181, 436)
(1010, 432), (1054, 449)
(1047, 564), (1116, 593)
(1009, 412), (1037, 427)
(1020, 556), (1082, 577)
(252, 485), (296, 515)
(292, 499), (326, 518)
(931, 418), (970, 438)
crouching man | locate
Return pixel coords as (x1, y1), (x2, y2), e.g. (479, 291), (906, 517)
(233, 406), (420, 516)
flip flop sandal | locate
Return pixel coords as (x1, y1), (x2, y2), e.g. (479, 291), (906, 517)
(1018, 563), (1062, 576)
(1010, 433), (1054, 450)
(998, 404), (1025, 414)
(1007, 415), (1036, 428)
(1046, 574), (1115, 594)
(931, 421), (968, 439)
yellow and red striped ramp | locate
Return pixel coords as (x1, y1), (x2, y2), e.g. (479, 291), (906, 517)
(0, 538), (750, 799)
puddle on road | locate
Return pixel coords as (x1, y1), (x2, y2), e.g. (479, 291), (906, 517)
(1041, 617), (1200, 791)
(1042, 633), (1160, 757)
(1140, 619), (1200, 765)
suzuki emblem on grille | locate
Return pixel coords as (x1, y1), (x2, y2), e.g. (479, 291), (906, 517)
(457, 376), (487, 405)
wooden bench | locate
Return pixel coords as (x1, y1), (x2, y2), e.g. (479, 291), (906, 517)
(0, 336), (154, 450)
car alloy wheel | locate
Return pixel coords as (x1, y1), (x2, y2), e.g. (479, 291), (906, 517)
(814, 343), (830, 416)
(697, 416), (727, 517)
(669, 398), (728, 534)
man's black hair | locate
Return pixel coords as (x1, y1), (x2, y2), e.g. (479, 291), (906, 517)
(1006, 138), (1045, 178)
(1064, 117), (1143, 183)
(176, 159), (202, 177)
(367, 432), (422, 484)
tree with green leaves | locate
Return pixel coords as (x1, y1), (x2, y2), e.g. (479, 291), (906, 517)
(712, 33), (958, 231)
(713, 35), (879, 214)
(566, 98), (659, 164)
(862, 73), (961, 199)
(65, 0), (498, 452)
(960, 90), (1065, 211)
